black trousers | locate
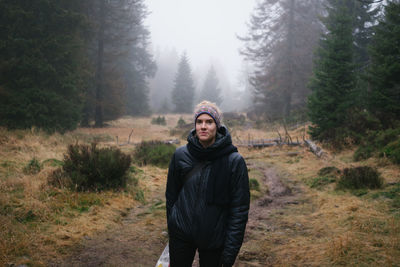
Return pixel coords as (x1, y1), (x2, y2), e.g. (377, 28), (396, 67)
(169, 236), (223, 267)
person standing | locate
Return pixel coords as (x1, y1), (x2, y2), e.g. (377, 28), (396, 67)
(166, 101), (250, 267)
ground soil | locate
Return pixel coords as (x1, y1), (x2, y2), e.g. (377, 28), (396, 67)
(50, 159), (305, 267)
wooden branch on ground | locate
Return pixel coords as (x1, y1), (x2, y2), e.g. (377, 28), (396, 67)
(127, 129), (133, 144)
(282, 120), (293, 144)
(116, 129), (134, 146)
(236, 140), (302, 148)
(268, 151), (303, 157)
(163, 139), (180, 145)
(304, 139), (325, 157)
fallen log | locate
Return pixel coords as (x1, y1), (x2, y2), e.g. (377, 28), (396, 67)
(236, 141), (303, 148)
(163, 139), (180, 145)
(268, 151), (303, 157)
(304, 139), (325, 157)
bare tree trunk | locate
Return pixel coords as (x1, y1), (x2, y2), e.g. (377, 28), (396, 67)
(94, 0), (105, 128)
(284, 0), (295, 118)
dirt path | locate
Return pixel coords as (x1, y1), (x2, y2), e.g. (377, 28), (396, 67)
(50, 186), (168, 267)
(236, 160), (305, 266)
(51, 160), (304, 267)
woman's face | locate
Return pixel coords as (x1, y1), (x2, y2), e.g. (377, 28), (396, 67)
(196, 113), (217, 148)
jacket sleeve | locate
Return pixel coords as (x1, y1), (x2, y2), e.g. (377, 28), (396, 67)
(165, 152), (182, 221)
(222, 156), (250, 266)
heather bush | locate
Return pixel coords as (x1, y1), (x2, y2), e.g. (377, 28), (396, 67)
(336, 166), (383, 190)
(61, 143), (131, 191)
(177, 117), (186, 127)
(151, 116), (166, 126)
(134, 141), (176, 168)
(354, 127), (400, 164)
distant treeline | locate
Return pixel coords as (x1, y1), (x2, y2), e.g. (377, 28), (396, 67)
(0, 0), (156, 132)
(241, 0), (400, 145)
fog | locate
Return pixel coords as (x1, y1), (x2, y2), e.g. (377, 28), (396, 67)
(146, 0), (256, 112)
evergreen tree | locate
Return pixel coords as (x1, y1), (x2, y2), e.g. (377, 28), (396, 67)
(0, 0), (87, 132)
(368, 1), (400, 128)
(307, 0), (356, 142)
(352, 0), (381, 69)
(149, 48), (179, 113)
(199, 66), (222, 105)
(83, 0), (155, 126)
(348, 0), (382, 112)
(240, 0), (324, 119)
(171, 53), (195, 113)
(121, 0), (156, 117)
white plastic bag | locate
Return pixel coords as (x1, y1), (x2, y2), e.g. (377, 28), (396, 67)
(155, 243), (170, 267)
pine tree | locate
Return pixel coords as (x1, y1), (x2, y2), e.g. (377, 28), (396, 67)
(121, 0), (156, 116)
(83, 0), (156, 126)
(0, 0), (87, 132)
(240, 0), (324, 119)
(368, 1), (400, 128)
(149, 48), (179, 113)
(199, 66), (222, 105)
(307, 0), (356, 142)
(171, 54), (195, 113)
(348, 0), (382, 113)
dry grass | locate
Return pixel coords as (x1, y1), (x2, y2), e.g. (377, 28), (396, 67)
(236, 121), (400, 266)
(1, 115), (400, 266)
(0, 116), (176, 266)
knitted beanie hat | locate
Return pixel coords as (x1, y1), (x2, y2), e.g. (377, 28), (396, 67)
(194, 101), (222, 129)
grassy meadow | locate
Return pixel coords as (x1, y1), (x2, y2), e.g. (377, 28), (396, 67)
(0, 114), (399, 266)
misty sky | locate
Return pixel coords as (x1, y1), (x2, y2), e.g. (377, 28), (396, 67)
(146, 0), (256, 87)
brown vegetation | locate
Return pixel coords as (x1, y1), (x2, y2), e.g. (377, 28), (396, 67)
(0, 115), (399, 266)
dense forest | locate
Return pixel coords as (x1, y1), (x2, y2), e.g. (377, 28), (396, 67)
(0, 0), (156, 132)
(0, 0), (399, 151)
(241, 0), (400, 156)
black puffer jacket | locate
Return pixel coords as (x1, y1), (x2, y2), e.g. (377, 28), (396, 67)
(166, 126), (250, 266)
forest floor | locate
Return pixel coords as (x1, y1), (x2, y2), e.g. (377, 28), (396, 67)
(50, 159), (299, 267)
(1, 114), (400, 266)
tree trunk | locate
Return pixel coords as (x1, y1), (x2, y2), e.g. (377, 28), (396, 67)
(94, 0), (105, 128)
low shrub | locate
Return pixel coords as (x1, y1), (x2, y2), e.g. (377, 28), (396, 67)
(224, 112), (246, 128)
(317, 166), (340, 177)
(59, 143), (131, 191)
(354, 145), (374, 161)
(151, 116), (166, 126)
(23, 158), (41, 175)
(177, 117), (187, 128)
(380, 139), (400, 164)
(134, 141), (176, 168)
(47, 168), (72, 189)
(307, 176), (336, 189)
(354, 127), (400, 164)
(249, 178), (260, 191)
(336, 166), (383, 190)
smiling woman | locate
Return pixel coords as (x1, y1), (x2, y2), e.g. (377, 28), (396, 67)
(194, 101), (222, 148)
(165, 100), (250, 266)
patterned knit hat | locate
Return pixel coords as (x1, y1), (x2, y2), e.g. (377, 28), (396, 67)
(194, 103), (222, 129)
